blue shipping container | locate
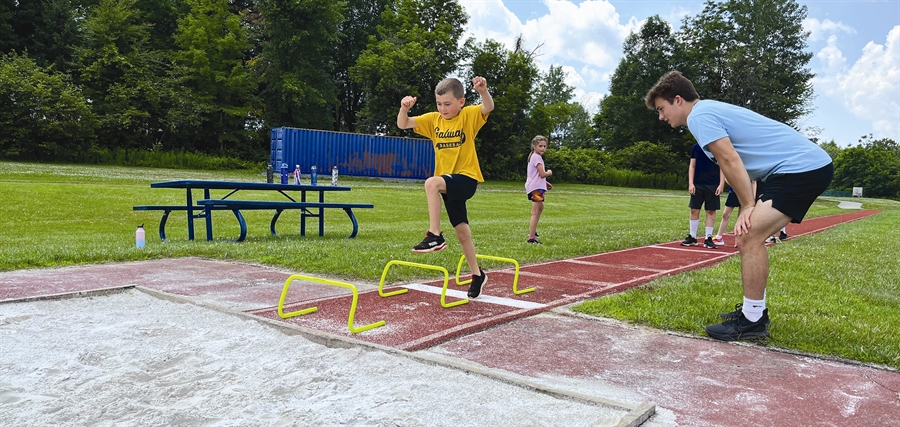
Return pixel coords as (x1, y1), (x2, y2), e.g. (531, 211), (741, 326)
(270, 127), (435, 180)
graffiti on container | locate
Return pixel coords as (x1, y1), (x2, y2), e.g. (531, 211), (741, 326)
(351, 151), (432, 178)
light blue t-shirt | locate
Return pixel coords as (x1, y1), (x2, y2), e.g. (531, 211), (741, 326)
(686, 100), (832, 182)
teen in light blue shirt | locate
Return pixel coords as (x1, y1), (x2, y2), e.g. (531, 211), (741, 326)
(646, 71), (833, 342)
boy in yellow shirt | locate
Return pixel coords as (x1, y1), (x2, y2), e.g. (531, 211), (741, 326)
(397, 76), (494, 298)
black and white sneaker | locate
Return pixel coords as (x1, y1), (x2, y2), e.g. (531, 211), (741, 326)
(703, 235), (717, 249)
(412, 231), (447, 253)
(779, 231), (789, 241)
(681, 234), (698, 246)
(706, 309), (770, 341)
(467, 268), (487, 298)
(527, 238), (542, 244)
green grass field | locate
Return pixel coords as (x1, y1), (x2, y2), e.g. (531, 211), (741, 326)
(2, 161), (898, 369)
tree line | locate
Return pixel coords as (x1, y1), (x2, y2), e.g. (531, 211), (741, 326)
(1, 0), (896, 197)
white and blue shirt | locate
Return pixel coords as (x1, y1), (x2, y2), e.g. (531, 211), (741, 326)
(686, 100), (832, 182)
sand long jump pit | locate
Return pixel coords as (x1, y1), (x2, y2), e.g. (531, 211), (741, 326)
(0, 288), (653, 427)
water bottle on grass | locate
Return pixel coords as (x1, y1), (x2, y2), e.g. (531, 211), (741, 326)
(331, 166), (338, 186)
(136, 224), (145, 248)
(310, 165), (318, 185)
(293, 165), (301, 185)
(280, 163), (288, 184)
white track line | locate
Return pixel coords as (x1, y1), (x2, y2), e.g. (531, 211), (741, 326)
(515, 270), (616, 287)
(402, 283), (547, 310)
(649, 244), (730, 253)
(560, 259), (667, 273)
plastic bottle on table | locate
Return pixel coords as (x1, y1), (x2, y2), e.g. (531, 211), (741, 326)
(293, 165), (301, 185)
(280, 163), (288, 184)
(310, 165), (318, 185)
(331, 165), (338, 186)
(136, 224), (145, 248)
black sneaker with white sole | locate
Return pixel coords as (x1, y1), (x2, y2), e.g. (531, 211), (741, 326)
(467, 268), (487, 298)
(703, 235), (717, 249)
(681, 234), (698, 246)
(779, 231), (789, 241)
(412, 231), (447, 253)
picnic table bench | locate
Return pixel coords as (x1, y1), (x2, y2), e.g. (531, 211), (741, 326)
(133, 180), (373, 242)
(195, 199), (373, 240)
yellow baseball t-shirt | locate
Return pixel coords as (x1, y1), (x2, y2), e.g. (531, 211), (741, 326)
(413, 105), (487, 183)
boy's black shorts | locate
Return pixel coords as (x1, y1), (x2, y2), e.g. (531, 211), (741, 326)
(440, 174), (478, 227)
(724, 191), (740, 208)
(688, 184), (721, 211)
(758, 163), (834, 223)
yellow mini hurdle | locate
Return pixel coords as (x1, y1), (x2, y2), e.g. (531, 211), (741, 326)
(378, 260), (468, 308)
(277, 274), (386, 334)
(455, 254), (534, 294)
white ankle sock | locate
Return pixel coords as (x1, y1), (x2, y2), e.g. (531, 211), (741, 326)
(705, 226), (714, 238)
(742, 297), (766, 322)
(689, 220), (699, 238)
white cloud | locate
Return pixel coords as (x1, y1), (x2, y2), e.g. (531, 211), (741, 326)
(458, 0), (524, 48)
(460, 0), (638, 97)
(523, 1), (636, 68)
(803, 18), (856, 42)
(816, 35), (847, 71)
(816, 26), (900, 142)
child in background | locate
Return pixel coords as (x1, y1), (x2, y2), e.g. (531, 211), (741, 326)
(397, 76), (494, 298)
(713, 181), (757, 246)
(756, 180), (789, 243)
(525, 136), (552, 244)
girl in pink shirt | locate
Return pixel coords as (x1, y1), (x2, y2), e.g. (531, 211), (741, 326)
(525, 135), (553, 244)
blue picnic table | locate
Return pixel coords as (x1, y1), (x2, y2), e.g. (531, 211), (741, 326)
(133, 180), (373, 241)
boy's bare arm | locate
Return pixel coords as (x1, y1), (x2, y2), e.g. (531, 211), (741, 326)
(397, 96), (418, 129)
(472, 76), (494, 115)
(688, 158), (697, 194)
(716, 169), (725, 195)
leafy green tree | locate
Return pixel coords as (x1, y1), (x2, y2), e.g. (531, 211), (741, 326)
(609, 141), (681, 175)
(0, 53), (96, 159)
(818, 140), (842, 160)
(531, 65), (594, 148)
(679, 0), (814, 125)
(351, 0), (468, 134)
(595, 16), (689, 155)
(257, 0), (344, 130)
(135, 0), (190, 52)
(554, 102), (596, 149)
(461, 38), (540, 180)
(332, 0), (391, 132)
(172, 0), (258, 155)
(535, 65), (574, 106)
(76, 0), (175, 151)
(2, 0), (84, 72)
(0, 1), (13, 54)
(832, 137), (900, 199)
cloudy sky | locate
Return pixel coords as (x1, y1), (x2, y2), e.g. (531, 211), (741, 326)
(458, 0), (899, 147)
